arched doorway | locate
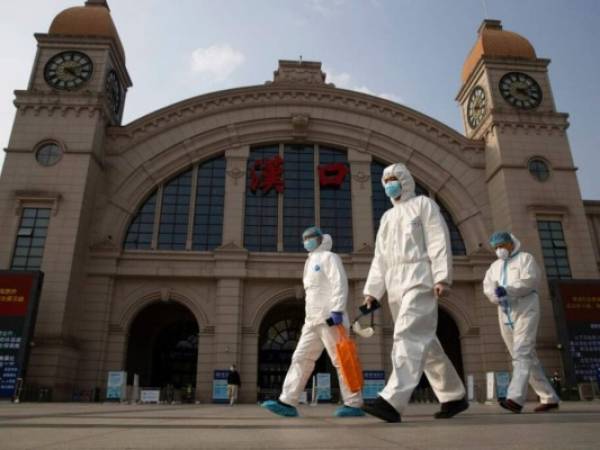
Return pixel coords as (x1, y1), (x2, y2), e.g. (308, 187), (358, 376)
(126, 301), (199, 397)
(413, 307), (464, 402)
(258, 299), (337, 401)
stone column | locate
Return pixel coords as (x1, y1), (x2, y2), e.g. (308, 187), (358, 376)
(221, 145), (249, 248)
(196, 326), (215, 403)
(348, 149), (374, 252)
(212, 276), (245, 371)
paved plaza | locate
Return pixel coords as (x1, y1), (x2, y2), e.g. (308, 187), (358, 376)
(0, 401), (599, 449)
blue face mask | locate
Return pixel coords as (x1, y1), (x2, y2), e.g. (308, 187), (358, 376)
(304, 237), (319, 252)
(384, 180), (402, 199)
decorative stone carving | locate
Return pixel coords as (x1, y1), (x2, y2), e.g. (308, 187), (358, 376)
(226, 167), (245, 185)
(271, 60), (326, 85)
(291, 114), (310, 139)
(352, 171), (371, 189)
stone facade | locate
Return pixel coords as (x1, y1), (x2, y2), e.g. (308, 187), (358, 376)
(0, 6), (598, 402)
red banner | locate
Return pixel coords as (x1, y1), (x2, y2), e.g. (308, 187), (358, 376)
(557, 283), (600, 322)
(0, 275), (33, 317)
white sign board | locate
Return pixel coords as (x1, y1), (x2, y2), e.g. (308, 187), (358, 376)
(140, 389), (160, 403)
(467, 375), (474, 401)
(486, 372), (496, 401)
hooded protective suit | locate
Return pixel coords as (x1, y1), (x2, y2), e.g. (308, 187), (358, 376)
(363, 163), (465, 413)
(483, 234), (559, 406)
(279, 234), (362, 408)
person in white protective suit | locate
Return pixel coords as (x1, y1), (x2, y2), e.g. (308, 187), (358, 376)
(362, 163), (468, 423)
(261, 227), (365, 418)
(483, 231), (560, 413)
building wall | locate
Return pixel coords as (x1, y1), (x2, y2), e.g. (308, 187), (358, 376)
(2, 44), (598, 401)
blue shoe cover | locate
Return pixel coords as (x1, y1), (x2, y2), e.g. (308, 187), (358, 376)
(334, 405), (365, 417)
(261, 400), (299, 417)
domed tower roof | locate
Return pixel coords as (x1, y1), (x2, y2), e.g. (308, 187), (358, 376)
(48, 0), (125, 62)
(462, 19), (536, 83)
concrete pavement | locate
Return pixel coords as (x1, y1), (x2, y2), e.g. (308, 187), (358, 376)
(0, 401), (599, 449)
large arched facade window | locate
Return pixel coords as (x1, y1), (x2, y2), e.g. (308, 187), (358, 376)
(123, 155), (226, 251)
(244, 143), (352, 253)
(371, 160), (466, 255)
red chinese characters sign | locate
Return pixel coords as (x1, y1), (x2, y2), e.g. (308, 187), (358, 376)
(250, 156), (284, 194)
(249, 156), (349, 193)
(318, 163), (349, 188)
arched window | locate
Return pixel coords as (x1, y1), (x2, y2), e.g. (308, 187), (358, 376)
(371, 160), (466, 256)
(123, 155), (226, 251)
(244, 144), (352, 253)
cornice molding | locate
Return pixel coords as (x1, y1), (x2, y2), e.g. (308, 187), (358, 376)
(104, 85), (484, 166)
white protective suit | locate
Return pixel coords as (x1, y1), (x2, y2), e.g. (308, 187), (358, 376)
(363, 163), (465, 412)
(279, 234), (363, 408)
(483, 234), (559, 406)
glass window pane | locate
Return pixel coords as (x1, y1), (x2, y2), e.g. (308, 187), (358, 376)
(192, 156), (226, 251)
(283, 145), (314, 252)
(244, 146), (280, 252)
(158, 169), (192, 250)
(537, 220), (571, 279)
(319, 147), (353, 253)
(11, 207), (51, 270)
(124, 191), (157, 250)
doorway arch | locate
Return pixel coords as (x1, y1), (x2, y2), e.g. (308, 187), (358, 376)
(125, 301), (199, 391)
(257, 299), (337, 401)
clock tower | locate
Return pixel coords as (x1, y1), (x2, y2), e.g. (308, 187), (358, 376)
(456, 19), (598, 369)
(0, 0), (131, 399)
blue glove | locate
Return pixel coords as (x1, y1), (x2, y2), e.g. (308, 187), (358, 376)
(330, 311), (344, 325)
(495, 286), (507, 298)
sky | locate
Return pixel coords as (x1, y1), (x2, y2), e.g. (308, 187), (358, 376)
(0, 0), (599, 198)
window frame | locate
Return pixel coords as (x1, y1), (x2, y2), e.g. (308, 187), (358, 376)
(34, 140), (64, 167)
(10, 207), (51, 271)
(528, 157), (551, 183)
(537, 219), (572, 279)
(244, 143), (353, 253)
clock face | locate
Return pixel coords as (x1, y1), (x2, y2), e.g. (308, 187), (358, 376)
(44, 51), (93, 90)
(467, 86), (487, 129)
(499, 72), (542, 109)
(105, 70), (122, 116)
